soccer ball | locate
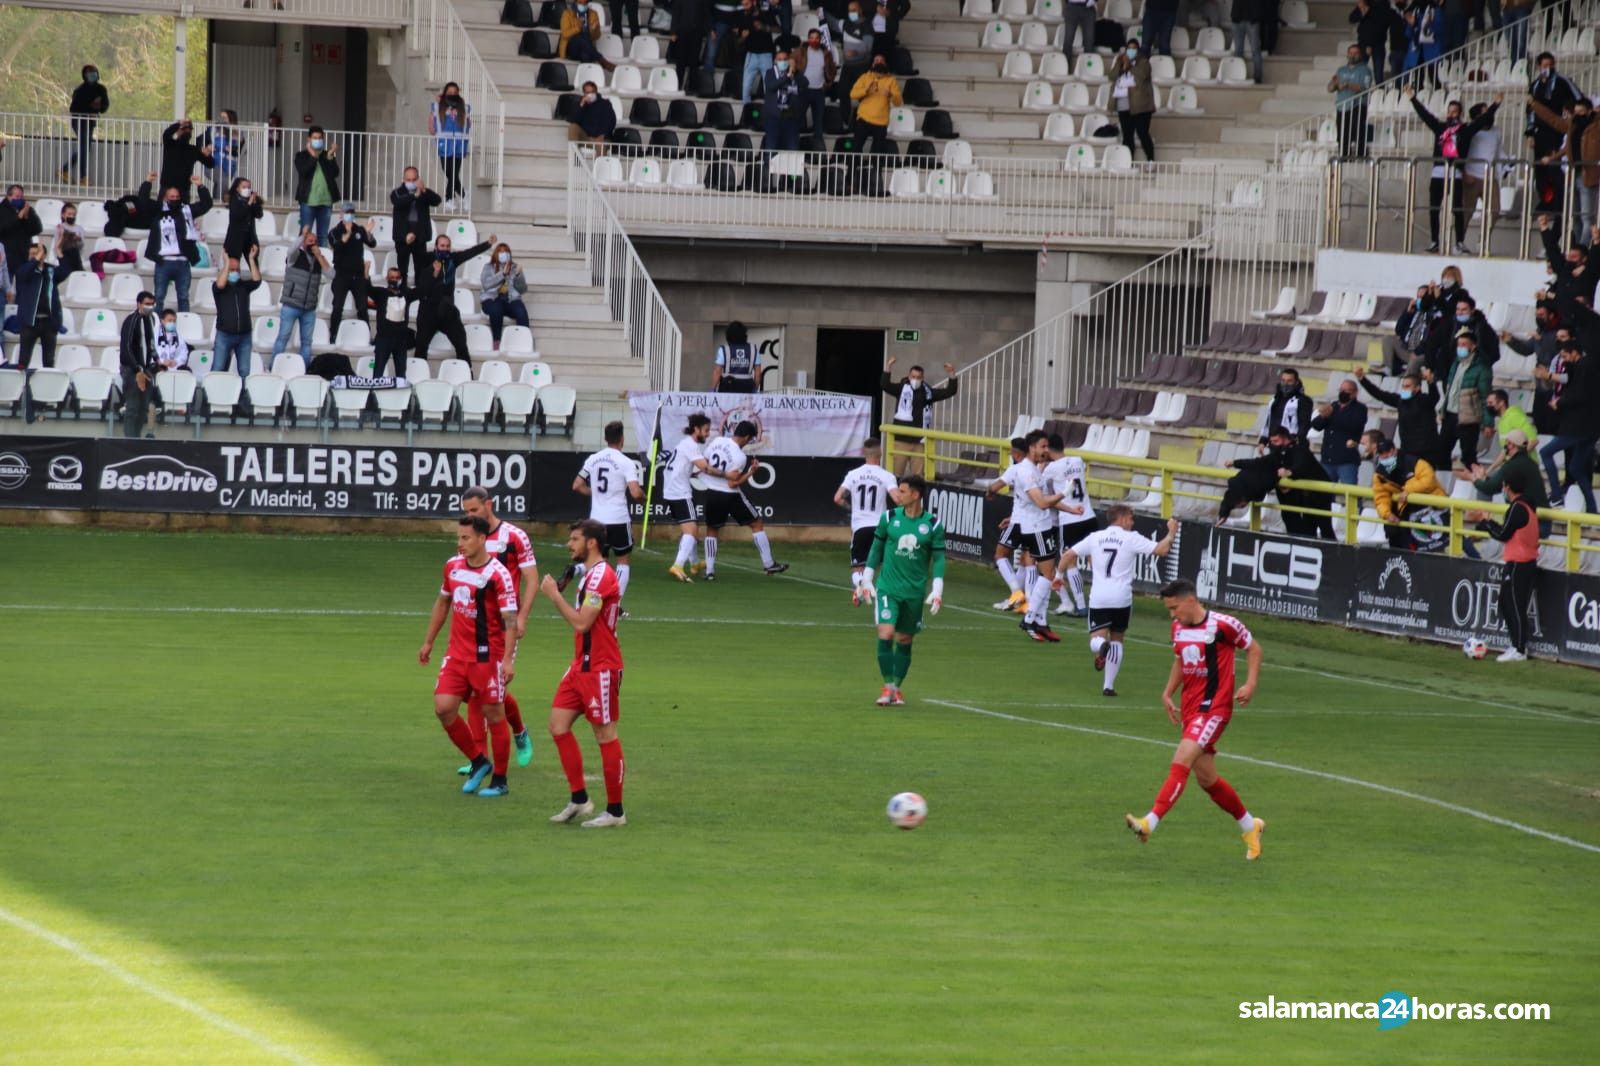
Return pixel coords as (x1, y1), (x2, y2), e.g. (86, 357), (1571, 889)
(886, 791), (927, 830)
(1462, 638), (1488, 660)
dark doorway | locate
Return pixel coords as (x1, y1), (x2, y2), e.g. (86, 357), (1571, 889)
(815, 327), (886, 427)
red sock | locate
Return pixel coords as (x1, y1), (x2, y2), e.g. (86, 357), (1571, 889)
(1152, 762), (1192, 817)
(599, 738), (625, 808)
(441, 715), (478, 759)
(489, 718), (511, 776)
(503, 693), (525, 735)
(1203, 777), (1247, 820)
(466, 702), (487, 759)
(553, 731), (586, 793)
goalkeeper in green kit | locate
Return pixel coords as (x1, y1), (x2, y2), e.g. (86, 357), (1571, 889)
(859, 474), (946, 706)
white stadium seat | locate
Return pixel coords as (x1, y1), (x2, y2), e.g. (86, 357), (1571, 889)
(537, 384), (577, 435)
(964, 0), (996, 16)
(437, 359), (473, 386)
(887, 108), (917, 137)
(1037, 51), (1071, 81)
(1022, 80), (1056, 110)
(630, 157), (665, 186)
(458, 381), (497, 428)
(1102, 144), (1134, 172)
(1073, 54), (1106, 83)
(1043, 112), (1077, 142)
(1064, 143), (1097, 170)
(519, 361), (555, 388)
(1017, 22), (1052, 51)
(286, 375), (329, 425)
(981, 21), (1013, 49)
(888, 169), (922, 197)
(595, 157), (627, 186)
(1150, 54), (1179, 86)
(496, 382), (539, 430)
(925, 170), (956, 198)
(477, 360), (513, 387)
(413, 380), (457, 427)
(499, 326), (538, 357)
(1001, 51), (1034, 79)
(942, 140), (975, 170)
(55, 345), (93, 373)
(962, 171), (998, 200)
(1181, 56), (1215, 84)
(63, 272), (105, 306)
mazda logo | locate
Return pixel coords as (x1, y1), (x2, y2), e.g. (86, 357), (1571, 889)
(48, 456), (83, 483)
(0, 452), (29, 490)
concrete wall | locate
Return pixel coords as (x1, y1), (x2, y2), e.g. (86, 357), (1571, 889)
(638, 243), (1037, 391)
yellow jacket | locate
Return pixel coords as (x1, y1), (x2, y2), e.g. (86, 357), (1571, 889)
(850, 72), (903, 128)
(559, 9), (601, 58)
(1372, 455), (1442, 521)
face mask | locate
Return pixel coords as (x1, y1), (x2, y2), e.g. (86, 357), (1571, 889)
(388, 276), (402, 288)
(404, 180), (417, 191)
(238, 186), (252, 198)
(343, 213), (355, 223)
(436, 250), (450, 260)
(87, 72), (98, 83)
(1376, 456), (1397, 475)
(848, 11), (860, 20)
(139, 305), (154, 316)
(776, 61), (791, 72)
(1338, 391), (1355, 403)
(8, 196), (23, 208)
(1456, 346), (1470, 359)
(311, 138), (324, 150)
(227, 271), (240, 283)
(1126, 47), (1139, 57)
(1455, 313), (1470, 323)
(166, 200), (180, 210)
(583, 93), (596, 103)
(909, 377), (923, 387)
(1442, 278), (1459, 289)
(1540, 67), (1553, 79)
(1277, 382), (1297, 396)
(577, 2), (587, 9)
(63, 216), (76, 226)
(1399, 389), (1414, 401)
(497, 251), (510, 264)
(163, 322), (177, 334)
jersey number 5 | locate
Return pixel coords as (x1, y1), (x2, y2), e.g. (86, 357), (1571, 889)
(595, 467), (610, 493)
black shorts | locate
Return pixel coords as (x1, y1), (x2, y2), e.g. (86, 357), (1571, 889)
(704, 490), (757, 530)
(1059, 514), (1102, 553)
(605, 522), (635, 556)
(850, 526), (877, 567)
(1025, 527), (1059, 561)
(665, 495), (698, 525)
(1088, 605), (1132, 634)
(1000, 523), (1026, 552)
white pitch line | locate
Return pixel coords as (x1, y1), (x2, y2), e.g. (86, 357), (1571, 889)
(0, 905), (318, 1065)
(925, 698), (1600, 856)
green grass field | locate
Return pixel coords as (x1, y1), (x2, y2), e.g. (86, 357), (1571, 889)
(1, 525), (1598, 1065)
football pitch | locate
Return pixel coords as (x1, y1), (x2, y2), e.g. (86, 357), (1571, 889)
(1, 525), (1598, 1065)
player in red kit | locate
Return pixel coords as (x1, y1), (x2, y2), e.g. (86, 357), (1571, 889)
(459, 486), (539, 771)
(1125, 579), (1267, 860)
(541, 519), (628, 829)
(419, 515), (521, 798)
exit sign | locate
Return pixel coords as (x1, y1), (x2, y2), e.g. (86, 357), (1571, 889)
(894, 329), (921, 343)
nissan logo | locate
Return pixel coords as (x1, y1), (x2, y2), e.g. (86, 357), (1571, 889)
(48, 456), (83, 483)
(0, 452), (29, 490)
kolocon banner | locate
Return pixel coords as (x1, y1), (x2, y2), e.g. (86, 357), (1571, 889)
(627, 391), (873, 457)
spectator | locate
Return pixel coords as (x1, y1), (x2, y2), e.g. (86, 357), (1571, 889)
(370, 266), (415, 378)
(671, 0), (712, 85)
(1502, 0), (1532, 66)
(837, 2), (874, 103)
(1405, 86), (1501, 254)
(794, 28), (837, 137)
(712, 320), (760, 392)
(1536, 339), (1596, 511)
(764, 0), (795, 38)
(415, 230), (494, 366)
(1219, 425), (1335, 538)
(53, 202), (86, 275)
(611, 0), (641, 39)
(1141, 0), (1179, 57)
(1312, 378), (1369, 484)
(1465, 469), (1540, 662)
(60, 64), (109, 186)
(1355, 364), (1442, 459)
(1110, 41), (1157, 162)
(153, 307), (191, 373)
(570, 81), (618, 149)
(1438, 0), (1467, 54)
(159, 118), (214, 202)
(1460, 102), (1503, 241)
(211, 249), (263, 378)
(139, 175), (212, 313)
(14, 243), (70, 423)
(706, 0), (743, 73)
(1528, 92), (1599, 249)
(763, 50), (804, 150)
(1537, 214), (1600, 312)
(1483, 387), (1535, 451)
(1470, 0), (1502, 33)
(849, 54), (900, 153)
(293, 126), (339, 247)
(1401, 0), (1442, 88)
(271, 229), (331, 369)
(222, 177), (263, 263)
(1230, 0), (1264, 85)
(1061, 0), (1096, 68)
(431, 83), (472, 211)
(1386, 0), (1412, 80)
(480, 242), (530, 349)
(1349, 0), (1394, 82)
(0, 186), (43, 285)
(1418, 293), (1498, 380)
(1257, 368), (1314, 445)
(391, 166), (441, 286)
(1503, 303), (1564, 431)
(561, 1), (614, 67)
(205, 109), (242, 196)
(881, 357), (958, 473)
(328, 202), (376, 341)
(1367, 432), (1445, 549)
(1433, 327), (1493, 468)
(119, 291), (160, 439)
(1526, 52), (1584, 217)
(741, 9), (776, 105)
(870, 0), (904, 58)
(1330, 44), (1374, 159)
(1470, 430), (1550, 539)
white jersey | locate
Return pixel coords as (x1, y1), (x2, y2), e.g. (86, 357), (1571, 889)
(998, 459), (1052, 534)
(1045, 455), (1095, 525)
(701, 436), (748, 493)
(838, 463), (900, 531)
(579, 446), (638, 524)
(663, 435), (706, 501)
(1070, 526), (1158, 609)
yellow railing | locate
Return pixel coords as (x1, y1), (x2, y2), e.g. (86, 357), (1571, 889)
(881, 425), (1600, 574)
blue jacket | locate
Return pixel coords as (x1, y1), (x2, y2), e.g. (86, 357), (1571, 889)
(13, 258), (71, 333)
(1310, 396), (1368, 466)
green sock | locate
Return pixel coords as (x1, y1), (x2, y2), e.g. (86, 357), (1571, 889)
(877, 638), (897, 684)
(893, 641), (913, 686)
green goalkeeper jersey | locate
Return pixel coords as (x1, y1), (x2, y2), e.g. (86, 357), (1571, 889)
(866, 506), (947, 600)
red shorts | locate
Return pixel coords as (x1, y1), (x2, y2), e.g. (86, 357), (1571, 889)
(435, 656), (506, 704)
(552, 666), (622, 726)
(1182, 711), (1231, 754)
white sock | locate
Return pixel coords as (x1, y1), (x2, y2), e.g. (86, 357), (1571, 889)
(705, 537), (718, 573)
(996, 557), (1020, 592)
(688, 539), (699, 565)
(752, 530), (776, 568)
(1021, 565), (1037, 594)
(616, 562), (631, 600)
(1145, 811), (1161, 832)
(674, 533), (694, 568)
(1103, 641), (1123, 690)
(1028, 574), (1053, 625)
(1089, 635), (1106, 655)
(1238, 813), (1256, 833)
(1065, 567), (1085, 609)
(850, 571), (863, 589)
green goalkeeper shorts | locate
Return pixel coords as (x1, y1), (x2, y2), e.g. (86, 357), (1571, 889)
(875, 592), (924, 635)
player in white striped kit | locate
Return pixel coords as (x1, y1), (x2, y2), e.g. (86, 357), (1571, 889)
(834, 437), (902, 603)
(1060, 505), (1177, 696)
(1042, 433), (1094, 618)
(573, 420), (644, 605)
(665, 413), (714, 582)
(701, 420), (788, 579)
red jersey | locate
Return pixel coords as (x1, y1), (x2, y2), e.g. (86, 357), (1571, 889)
(572, 561), (623, 672)
(485, 519), (537, 584)
(441, 554), (519, 663)
(1171, 610), (1253, 718)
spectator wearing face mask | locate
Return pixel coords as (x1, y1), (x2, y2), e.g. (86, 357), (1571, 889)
(793, 29), (837, 139)
(881, 356), (959, 474)
(1471, 429), (1550, 538)
(1220, 425), (1335, 538)
(1330, 44), (1374, 159)
(159, 117), (214, 203)
(1405, 85), (1502, 254)
(1535, 339), (1597, 512)
(53, 202), (86, 276)
(1430, 327), (1493, 468)
(120, 292), (161, 438)
(154, 308), (191, 375)
(222, 177), (263, 263)
(0, 185), (43, 286)
(415, 231), (494, 366)
(1355, 364), (1442, 460)
(570, 81), (617, 149)
(1257, 368), (1314, 446)
(1529, 94), (1600, 250)
(561, 1), (614, 67)
(1312, 378), (1369, 484)
(14, 243), (71, 418)
(1536, 213), (1600, 315)
(211, 248), (263, 377)
(294, 126), (340, 247)
(1366, 431), (1444, 550)
(61, 64), (109, 186)
(763, 51), (804, 151)
(329, 202), (376, 341)
(1459, 102), (1502, 239)
(1418, 293), (1498, 380)
(1465, 468), (1541, 662)
(391, 166), (442, 286)
(1526, 52), (1584, 212)
(1348, 0), (1394, 82)
(480, 243), (530, 349)
(1109, 41), (1156, 162)
(272, 229), (332, 369)
(431, 83), (472, 211)
(740, 10), (776, 106)
(369, 267), (416, 378)
(837, 2), (875, 104)
(849, 54), (901, 154)
(137, 173), (212, 313)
